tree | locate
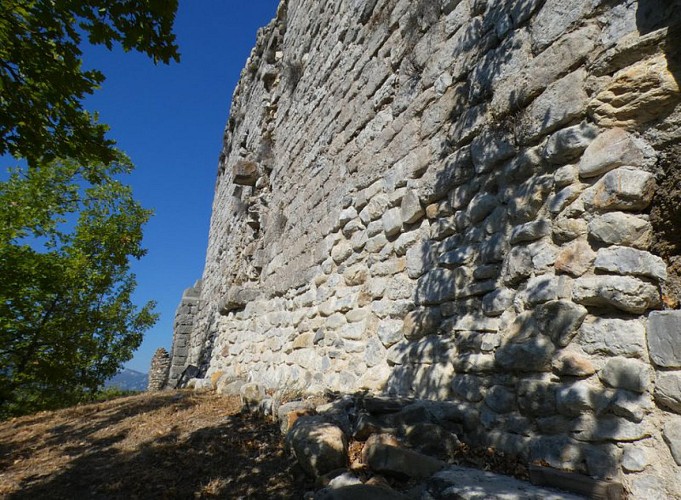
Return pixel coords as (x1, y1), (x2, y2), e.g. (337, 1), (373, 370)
(0, 156), (158, 417)
(0, 0), (180, 166)
(0, 0), (179, 416)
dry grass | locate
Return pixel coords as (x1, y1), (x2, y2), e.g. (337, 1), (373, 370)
(0, 391), (303, 499)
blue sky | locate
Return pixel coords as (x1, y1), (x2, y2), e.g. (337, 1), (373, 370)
(80, 1), (280, 372)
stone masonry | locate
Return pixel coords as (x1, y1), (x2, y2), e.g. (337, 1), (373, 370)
(147, 347), (170, 391)
(164, 0), (681, 497)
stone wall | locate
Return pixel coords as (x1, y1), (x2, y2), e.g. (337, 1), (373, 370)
(170, 0), (681, 496)
(166, 280), (202, 388)
(147, 347), (170, 391)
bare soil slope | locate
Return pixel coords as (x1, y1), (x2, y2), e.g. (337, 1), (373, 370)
(0, 391), (302, 499)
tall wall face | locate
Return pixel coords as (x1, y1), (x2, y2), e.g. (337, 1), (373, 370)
(182, 0), (681, 495)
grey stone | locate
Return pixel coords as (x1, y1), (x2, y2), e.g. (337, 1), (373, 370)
(610, 390), (654, 423)
(331, 241), (353, 265)
(543, 122), (599, 164)
(381, 207), (402, 237)
(314, 484), (407, 500)
(599, 357), (651, 393)
(556, 381), (602, 417)
(534, 299), (588, 348)
(577, 317), (647, 358)
(400, 189), (424, 224)
(554, 239), (595, 277)
(288, 417), (348, 478)
(573, 275), (661, 314)
(579, 128), (650, 178)
(517, 379), (557, 417)
(402, 307), (442, 340)
(573, 414), (651, 442)
(359, 194), (391, 225)
(554, 165), (578, 188)
(365, 336), (387, 368)
(339, 206), (358, 227)
(470, 128), (516, 174)
(482, 288), (515, 317)
(588, 212), (653, 249)
(519, 69), (588, 143)
(583, 167), (656, 212)
(655, 371), (681, 414)
(531, 0), (600, 50)
(496, 313), (555, 371)
(522, 275), (572, 305)
(621, 445), (649, 472)
(552, 218), (587, 243)
(629, 475), (669, 500)
(552, 352), (596, 377)
(451, 374), (486, 402)
(584, 443), (622, 479)
(594, 246), (667, 281)
(363, 436), (445, 479)
(377, 319), (404, 347)
(439, 245), (478, 267)
(404, 423), (461, 458)
(240, 382), (267, 409)
(663, 416), (681, 466)
(484, 385), (516, 414)
(467, 192), (498, 223)
(510, 220), (551, 245)
(406, 241), (437, 279)
(648, 311), (681, 368)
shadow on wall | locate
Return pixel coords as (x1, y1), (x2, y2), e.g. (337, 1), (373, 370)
(378, 0), (678, 483)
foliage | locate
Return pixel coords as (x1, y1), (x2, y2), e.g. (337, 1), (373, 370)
(0, 0), (180, 166)
(0, 156), (158, 418)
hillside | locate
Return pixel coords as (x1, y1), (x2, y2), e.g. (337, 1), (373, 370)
(0, 391), (303, 499)
(104, 368), (149, 392)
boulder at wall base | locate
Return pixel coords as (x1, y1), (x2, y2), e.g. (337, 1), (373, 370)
(314, 483), (408, 500)
(287, 416), (348, 478)
(362, 433), (445, 479)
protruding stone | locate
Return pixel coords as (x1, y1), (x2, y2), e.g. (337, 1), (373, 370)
(362, 434), (445, 479)
(588, 212), (653, 249)
(510, 220), (551, 244)
(583, 167), (656, 212)
(663, 416), (681, 466)
(535, 300), (587, 347)
(544, 122), (599, 164)
(232, 159), (260, 185)
(382, 207), (402, 237)
(622, 446), (649, 472)
(594, 246), (667, 281)
(288, 417), (348, 478)
(579, 128), (649, 178)
(578, 317), (646, 358)
(552, 352), (595, 377)
(400, 190), (424, 224)
(573, 275), (661, 314)
(655, 372), (681, 414)
(648, 311), (681, 368)
(402, 307), (442, 340)
(555, 240), (595, 277)
(599, 357), (651, 393)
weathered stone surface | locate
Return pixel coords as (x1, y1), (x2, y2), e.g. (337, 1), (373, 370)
(522, 275), (572, 305)
(382, 207), (402, 237)
(482, 288), (514, 317)
(578, 128), (650, 178)
(484, 385), (516, 414)
(663, 416), (681, 466)
(589, 54), (681, 128)
(554, 240), (595, 277)
(496, 326), (555, 372)
(573, 415), (650, 442)
(552, 352), (595, 377)
(552, 218), (587, 243)
(578, 317), (646, 358)
(240, 382), (266, 409)
(594, 246), (667, 281)
(288, 417), (348, 477)
(314, 484), (407, 500)
(655, 372), (681, 414)
(535, 300), (587, 347)
(588, 212), (653, 249)
(583, 167), (656, 212)
(232, 159), (260, 185)
(573, 275), (661, 314)
(556, 381), (602, 417)
(362, 434), (444, 479)
(517, 379), (557, 417)
(648, 311), (681, 368)
(510, 220), (551, 245)
(400, 190), (424, 225)
(519, 69), (588, 143)
(402, 307), (441, 340)
(544, 122), (599, 164)
(404, 423), (461, 458)
(599, 357), (651, 393)
(621, 446), (649, 473)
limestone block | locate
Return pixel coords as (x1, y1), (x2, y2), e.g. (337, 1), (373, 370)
(482, 288), (515, 317)
(598, 357), (651, 393)
(339, 206), (358, 227)
(552, 218), (587, 243)
(594, 246), (667, 281)
(470, 127), (516, 174)
(485, 385), (516, 414)
(573, 275), (661, 314)
(588, 212), (652, 249)
(362, 434), (445, 479)
(583, 167), (655, 211)
(381, 207), (402, 237)
(441, 312), (500, 333)
(621, 446), (649, 472)
(552, 352), (595, 377)
(402, 307), (442, 340)
(609, 390), (654, 423)
(589, 54), (681, 128)
(534, 299), (588, 347)
(663, 416), (681, 466)
(554, 165), (579, 189)
(377, 319), (404, 348)
(440, 245), (478, 268)
(556, 381), (602, 417)
(359, 193), (390, 225)
(406, 241), (437, 279)
(331, 241), (353, 265)
(522, 275), (572, 305)
(495, 328), (556, 372)
(451, 374), (487, 402)
(517, 378), (557, 416)
(555, 240), (595, 277)
(655, 372), (681, 413)
(579, 128), (651, 178)
(573, 414), (650, 442)
(519, 69), (588, 144)
(232, 159), (260, 186)
(577, 317), (646, 358)
(343, 264), (368, 286)
(288, 417), (348, 477)
(400, 189), (424, 224)
(510, 220), (551, 245)
(647, 311), (681, 368)
(544, 122), (599, 164)
(548, 184), (586, 216)
(531, 0), (600, 51)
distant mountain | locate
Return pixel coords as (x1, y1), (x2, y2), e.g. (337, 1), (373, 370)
(105, 368), (148, 392)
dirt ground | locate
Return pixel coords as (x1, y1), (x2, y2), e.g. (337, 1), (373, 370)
(0, 391), (304, 499)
